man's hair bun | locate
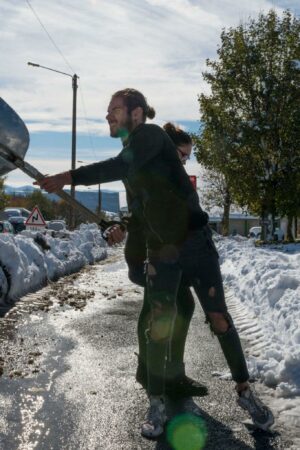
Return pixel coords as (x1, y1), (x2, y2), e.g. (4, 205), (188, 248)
(147, 106), (156, 119)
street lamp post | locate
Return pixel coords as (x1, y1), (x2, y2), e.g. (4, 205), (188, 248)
(71, 74), (78, 216)
(28, 62), (79, 229)
(97, 183), (102, 216)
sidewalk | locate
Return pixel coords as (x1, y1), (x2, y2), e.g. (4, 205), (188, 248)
(0, 248), (295, 449)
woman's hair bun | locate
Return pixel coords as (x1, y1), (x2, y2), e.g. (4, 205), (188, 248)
(163, 122), (178, 141)
(163, 122), (192, 145)
(163, 122), (176, 133)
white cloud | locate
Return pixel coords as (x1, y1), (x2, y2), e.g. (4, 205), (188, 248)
(2, 0), (298, 188)
(0, 0), (291, 131)
(27, 119), (109, 136)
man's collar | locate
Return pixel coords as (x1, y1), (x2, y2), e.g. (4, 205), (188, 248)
(129, 122), (144, 137)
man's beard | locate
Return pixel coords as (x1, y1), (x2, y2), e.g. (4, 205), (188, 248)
(109, 115), (134, 139)
(114, 116), (133, 141)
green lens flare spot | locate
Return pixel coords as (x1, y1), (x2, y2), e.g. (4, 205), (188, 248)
(167, 413), (207, 450)
(117, 128), (129, 139)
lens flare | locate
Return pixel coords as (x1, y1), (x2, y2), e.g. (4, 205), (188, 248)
(117, 128), (129, 140)
(167, 413), (207, 450)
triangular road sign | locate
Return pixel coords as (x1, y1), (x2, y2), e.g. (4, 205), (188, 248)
(25, 205), (46, 227)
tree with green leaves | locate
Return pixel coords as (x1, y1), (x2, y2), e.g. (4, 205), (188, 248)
(25, 190), (56, 221)
(194, 10), (300, 239)
(199, 169), (234, 235)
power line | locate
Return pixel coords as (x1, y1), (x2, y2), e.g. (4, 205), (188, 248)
(78, 83), (97, 160)
(25, 0), (75, 74)
(25, 0), (97, 160)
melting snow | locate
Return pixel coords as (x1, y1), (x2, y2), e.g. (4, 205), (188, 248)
(217, 236), (300, 398)
(216, 236), (300, 437)
(0, 223), (107, 303)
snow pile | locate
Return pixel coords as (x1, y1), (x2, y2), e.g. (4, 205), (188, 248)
(0, 223), (107, 304)
(217, 236), (300, 398)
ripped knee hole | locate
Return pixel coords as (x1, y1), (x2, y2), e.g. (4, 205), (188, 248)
(206, 312), (230, 334)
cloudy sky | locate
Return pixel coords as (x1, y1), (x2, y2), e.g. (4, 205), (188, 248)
(1, 0), (299, 191)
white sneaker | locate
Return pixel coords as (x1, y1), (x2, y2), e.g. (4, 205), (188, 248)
(141, 396), (167, 438)
(237, 388), (274, 431)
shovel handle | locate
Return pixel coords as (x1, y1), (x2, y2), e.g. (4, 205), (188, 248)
(0, 143), (129, 235)
(0, 143), (101, 224)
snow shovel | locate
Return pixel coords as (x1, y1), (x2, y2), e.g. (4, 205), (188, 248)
(0, 97), (29, 176)
(0, 98), (126, 234)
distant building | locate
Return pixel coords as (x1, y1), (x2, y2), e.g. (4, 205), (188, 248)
(73, 190), (120, 214)
(280, 217), (300, 240)
(209, 213), (260, 236)
(120, 206), (129, 216)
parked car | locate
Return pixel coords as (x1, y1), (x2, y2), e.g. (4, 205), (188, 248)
(47, 220), (67, 232)
(0, 220), (14, 234)
(248, 226), (261, 239)
(8, 216), (27, 233)
(248, 226), (284, 240)
(0, 207), (31, 220)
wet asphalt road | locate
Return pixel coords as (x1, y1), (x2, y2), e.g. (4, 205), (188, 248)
(0, 249), (296, 450)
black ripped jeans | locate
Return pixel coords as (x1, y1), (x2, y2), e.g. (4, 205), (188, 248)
(126, 226), (249, 395)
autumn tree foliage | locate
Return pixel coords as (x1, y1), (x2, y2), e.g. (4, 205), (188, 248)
(194, 10), (300, 237)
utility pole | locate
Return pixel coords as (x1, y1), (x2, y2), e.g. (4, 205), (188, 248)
(97, 183), (102, 216)
(70, 74), (78, 228)
(28, 62), (79, 229)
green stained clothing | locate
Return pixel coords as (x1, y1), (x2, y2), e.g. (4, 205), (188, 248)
(71, 123), (207, 249)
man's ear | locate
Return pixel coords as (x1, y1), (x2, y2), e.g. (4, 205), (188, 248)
(132, 106), (143, 121)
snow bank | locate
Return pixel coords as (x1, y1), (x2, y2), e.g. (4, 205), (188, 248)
(0, 223), (107, 304)
(217, 236), (300, 398)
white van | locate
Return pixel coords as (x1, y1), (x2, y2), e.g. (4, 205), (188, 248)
(248, 226), (284, 240)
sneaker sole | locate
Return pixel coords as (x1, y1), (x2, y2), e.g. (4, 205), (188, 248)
(141, 426), (164, 439)
(238, 401), (275, 431)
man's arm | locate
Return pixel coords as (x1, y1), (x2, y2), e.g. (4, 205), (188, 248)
(35, 153), (128, 193)
(71, 154), (128, 186)
(35, 126), (165, 193)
